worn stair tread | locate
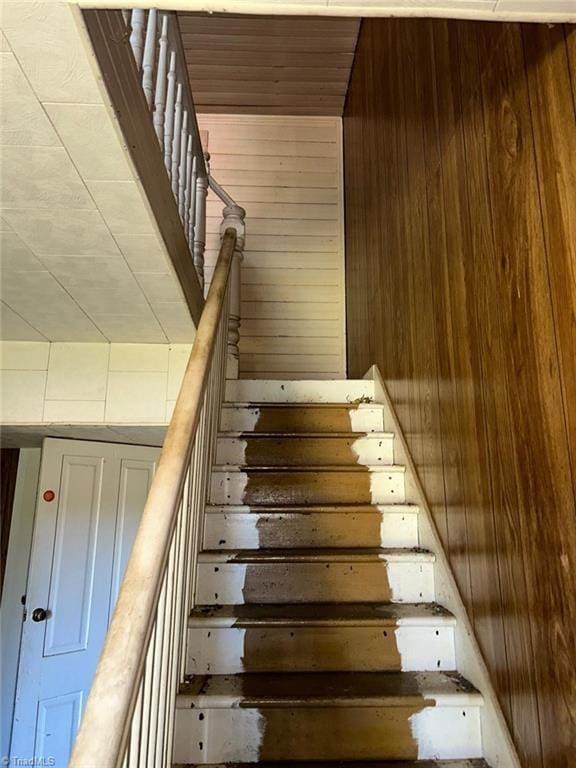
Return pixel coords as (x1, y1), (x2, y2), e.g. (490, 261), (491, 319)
(213, 464), (405, 473)
(189, 602), (454, 627)
(177, 671), (481, 708)
(175, 761), (489, 768)
(198, 547), (434, 563)
(205, 503), (418, 514)
(218, 431), (393, 438)
(223, 402), (382, 409)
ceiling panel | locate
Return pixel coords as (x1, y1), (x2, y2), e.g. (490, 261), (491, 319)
(0, 2), (197, 344)
(177, 13), (361, 116)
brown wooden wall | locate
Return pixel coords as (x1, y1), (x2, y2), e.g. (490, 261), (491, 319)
(343, 18), (576, 767)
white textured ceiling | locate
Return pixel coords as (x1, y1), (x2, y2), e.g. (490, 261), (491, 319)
(0, 1), (196, 343)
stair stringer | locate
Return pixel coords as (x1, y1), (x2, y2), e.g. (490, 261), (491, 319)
(367, 364), (520, 768)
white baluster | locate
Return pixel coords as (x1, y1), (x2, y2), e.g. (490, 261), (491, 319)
(178, 110), (189, 219)
(184, 135), (193, 238)
(153, 15), (169, 148)
(141, 8), (157, 108)
(129, 9), (145, 69)
(171, 83), (183, 197)
(163, 52), (176, 177)
(188, 155), (198, 247)
(221, 204), (246, 378)
(193, 175), (209, 291)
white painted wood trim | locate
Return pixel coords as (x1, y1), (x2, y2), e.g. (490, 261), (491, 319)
(76, 1), (576, 24)
(365, 364), (521, 768)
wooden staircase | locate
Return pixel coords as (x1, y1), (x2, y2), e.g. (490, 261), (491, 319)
(173, 383), (488, 766)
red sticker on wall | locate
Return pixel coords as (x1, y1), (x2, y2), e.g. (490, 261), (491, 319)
(43, 490), (55, 502)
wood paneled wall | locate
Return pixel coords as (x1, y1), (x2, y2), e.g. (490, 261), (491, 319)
(344, 19), (576, 767)
(199, 114), (346, 379)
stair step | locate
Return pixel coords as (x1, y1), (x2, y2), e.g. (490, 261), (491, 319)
(203, 503), (419, 549)
(196, 548), (435, 605)
(173, 672), (483, 762)
(178, 670), (480, 706)
(209, 465), (406, 505)
(187, 603), (456, 673)
(176, 761), (489, 768)
(216, 433), (395, 466)
(190, 602), (453, 626)
(212, 465), (403, 472)
(221, 403), (385, 434)
(225, 378), (375, 403)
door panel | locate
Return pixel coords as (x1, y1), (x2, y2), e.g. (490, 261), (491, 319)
(44, 456), (105, 656)
(109, 458), (156, 610)
(36, 690), (83, 764)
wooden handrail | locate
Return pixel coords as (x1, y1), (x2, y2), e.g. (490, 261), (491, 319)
(69, 229), (237, 768)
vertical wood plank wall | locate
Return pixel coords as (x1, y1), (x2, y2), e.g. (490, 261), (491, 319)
(344, 19), (576, 767)
(198, 114), (346, 379)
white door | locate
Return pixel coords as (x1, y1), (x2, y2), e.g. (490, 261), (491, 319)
(10, 438), (159, 766)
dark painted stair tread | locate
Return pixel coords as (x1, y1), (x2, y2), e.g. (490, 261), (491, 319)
(219, 431), (392, 437)
(177, 671), (481, 707)
(175, 761), (490, 768)
(213, 464), (404, 472)
(198, 547), (434, 563)
(189, 602), (454, 626)
(205, 503), (418, 513)
(223, 402), (381, 408)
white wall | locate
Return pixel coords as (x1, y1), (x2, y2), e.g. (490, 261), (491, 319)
(0, 448), (41, 759)
(0, 341), (192, 426)
(199, 115), (346, 380)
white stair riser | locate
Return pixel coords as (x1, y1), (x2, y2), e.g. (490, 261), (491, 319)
(196, 560), (435, 605)
(225, 379), (375, 403)
(220, 406), (385, 433)
(174, 705), (482, 762)
(203, 511), (419, 549)
(215, 435), (395, 466)
(209, 470), (405, 505)
(186, 625), (456, 674)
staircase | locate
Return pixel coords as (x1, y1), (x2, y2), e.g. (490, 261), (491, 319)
(173, 380), (488, 766)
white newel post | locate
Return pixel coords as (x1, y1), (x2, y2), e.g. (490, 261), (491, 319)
(221, 204), (246, 379)
(193, 174), (208, 290)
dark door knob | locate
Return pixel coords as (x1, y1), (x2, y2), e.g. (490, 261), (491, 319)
(32, 608), (48, 622)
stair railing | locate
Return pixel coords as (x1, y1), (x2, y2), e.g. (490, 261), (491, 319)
(69, 213), (244, 768)
(122, 8), (225, 292)
(68, 8), (246, 766)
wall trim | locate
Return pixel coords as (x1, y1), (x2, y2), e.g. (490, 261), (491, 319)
(76, 2), (576, 24)
(366, 364), (521, 768)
